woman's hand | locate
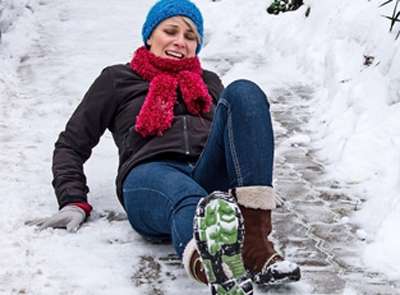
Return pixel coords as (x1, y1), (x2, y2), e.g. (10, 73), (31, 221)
(26, 205), (86, 232)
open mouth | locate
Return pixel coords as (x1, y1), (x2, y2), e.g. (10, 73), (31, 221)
(166, 51), (184, 59)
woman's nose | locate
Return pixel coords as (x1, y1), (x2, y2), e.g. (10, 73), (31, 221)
(173, 34), (186, 48)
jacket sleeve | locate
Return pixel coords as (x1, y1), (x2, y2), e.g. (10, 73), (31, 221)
(52, 68), (118, 209)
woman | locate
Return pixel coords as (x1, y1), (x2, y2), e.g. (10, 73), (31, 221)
(29, 0), (301, 294)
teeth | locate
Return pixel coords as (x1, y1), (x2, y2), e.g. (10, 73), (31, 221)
(166, 51), (184, 59)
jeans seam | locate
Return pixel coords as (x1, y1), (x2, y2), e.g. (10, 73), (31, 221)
(222, 99), (243, 186)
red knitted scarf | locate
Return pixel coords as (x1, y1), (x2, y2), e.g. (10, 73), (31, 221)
(130, 46), (212, 137)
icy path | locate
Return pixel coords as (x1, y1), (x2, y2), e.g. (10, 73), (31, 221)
(267, 86), (398, 295)
(1, 0), (399, 294)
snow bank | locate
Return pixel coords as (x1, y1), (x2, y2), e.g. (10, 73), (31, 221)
(303, 1), (400, 279)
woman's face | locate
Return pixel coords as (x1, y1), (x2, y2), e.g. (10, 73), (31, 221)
(147, 16), (198, 59)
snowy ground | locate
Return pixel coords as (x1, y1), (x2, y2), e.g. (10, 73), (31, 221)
(1, 0), (400, 294)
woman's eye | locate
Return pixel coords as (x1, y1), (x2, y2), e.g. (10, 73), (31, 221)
(164, 30), (176, 35)
(185, 34), (196, 41)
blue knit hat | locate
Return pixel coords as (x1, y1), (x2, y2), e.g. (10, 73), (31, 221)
(142, 0), (204, 54)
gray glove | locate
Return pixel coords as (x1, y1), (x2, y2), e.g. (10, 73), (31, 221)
(26, 205), (86, 232)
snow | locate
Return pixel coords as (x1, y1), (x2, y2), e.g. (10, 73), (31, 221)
(1, 0), (400, 294)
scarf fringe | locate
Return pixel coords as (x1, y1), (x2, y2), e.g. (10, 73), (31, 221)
(178, 71), (211, 114)
(135, 75), (178, 136)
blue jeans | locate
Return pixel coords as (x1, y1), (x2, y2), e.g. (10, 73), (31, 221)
(122, 80), (274, 258)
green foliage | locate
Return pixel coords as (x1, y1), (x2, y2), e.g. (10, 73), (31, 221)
(380, 0), (400, 39)
(267, 0), (304, 15)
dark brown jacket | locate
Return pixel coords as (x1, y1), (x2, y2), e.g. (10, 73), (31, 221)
(52, 63), (224, 209)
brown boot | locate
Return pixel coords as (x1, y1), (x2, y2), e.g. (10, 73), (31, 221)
(233, 186), (301, 285)
(183, 239), (208, 284)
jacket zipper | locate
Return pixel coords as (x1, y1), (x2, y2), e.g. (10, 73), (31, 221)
(183, 116), (190, 155)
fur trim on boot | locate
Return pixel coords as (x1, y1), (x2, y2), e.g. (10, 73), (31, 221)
(233, 186), (276, 210)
